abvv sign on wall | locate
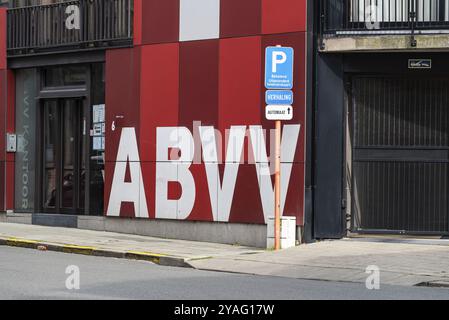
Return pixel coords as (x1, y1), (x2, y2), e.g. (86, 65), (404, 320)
(106, 124), (302, 224)
(104, 26), (307, 227)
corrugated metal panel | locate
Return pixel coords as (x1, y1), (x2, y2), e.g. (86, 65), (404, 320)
(352, 76), (449, 233)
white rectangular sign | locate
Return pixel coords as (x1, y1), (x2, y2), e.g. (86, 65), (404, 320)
(93, 104), (105, 123)
(265, 105), (293, 121)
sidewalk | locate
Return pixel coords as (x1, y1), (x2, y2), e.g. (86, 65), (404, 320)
(1, 222), (449, 288)
(0, 223), (262, 267)
(190, 237), (449, 287)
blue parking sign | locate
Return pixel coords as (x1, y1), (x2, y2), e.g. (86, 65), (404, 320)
(265, 46), (294, 90)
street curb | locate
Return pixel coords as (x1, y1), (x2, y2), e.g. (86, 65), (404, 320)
(0, 237), (192, 268)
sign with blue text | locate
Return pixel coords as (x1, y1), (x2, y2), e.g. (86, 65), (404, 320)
(265, 46), (294, 90)
(266, 90), (294, 105)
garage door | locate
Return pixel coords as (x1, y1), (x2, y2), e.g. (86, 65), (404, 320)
(351, 76), (449, 234)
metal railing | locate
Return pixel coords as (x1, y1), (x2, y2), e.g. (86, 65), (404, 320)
(7, 0), (133, 56)
(321, 0), (449, 37)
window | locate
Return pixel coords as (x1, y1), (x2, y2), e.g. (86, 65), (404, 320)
(43, 66), (87, 88)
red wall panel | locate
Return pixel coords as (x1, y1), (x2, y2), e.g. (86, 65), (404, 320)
(184, 163), (214, 222)
(140, 43), (179, 162)
(219, 36), (262, 131)
(283, 163), (305, 225)
(0, 8), (5, 70)
(178, 40), (220, 221)
(105, 47), (142, 163)
(228, 164), (265, 224)
(0, 70), (6, 211)
(104, 47), (142, 216)
(133, 0), (142, 46)
(179, 40), (219, 130)
(218, 36), (267, 224)
(0, 70), (5, 160)
(220, 0), (261, 38)
(6, 70), (15, 210)
(142, 0), (179, 45)
(262, 0), (306, 35)
(140, 43), (180, 218)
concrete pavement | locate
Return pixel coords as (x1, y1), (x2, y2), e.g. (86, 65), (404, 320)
(190, 237), (449, 287)
(2, 246), (449, 300)
(1, 222), (449, 288)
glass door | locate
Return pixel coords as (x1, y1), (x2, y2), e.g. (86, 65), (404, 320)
(42, 98), (85, 214)
(43, 100), (58, 210)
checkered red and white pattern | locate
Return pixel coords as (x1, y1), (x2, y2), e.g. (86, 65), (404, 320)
(105, 0), (307, 225)
(133, 0), (306, 45)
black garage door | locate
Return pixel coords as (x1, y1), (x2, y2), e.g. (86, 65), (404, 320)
(351, 76), (449, 234)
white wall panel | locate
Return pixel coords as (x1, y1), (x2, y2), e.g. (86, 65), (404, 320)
(179, 0), (220, 42)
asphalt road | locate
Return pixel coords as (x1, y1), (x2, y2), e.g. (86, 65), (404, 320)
(0, 246), (448, 300)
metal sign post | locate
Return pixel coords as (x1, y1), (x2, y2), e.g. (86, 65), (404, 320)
(264, 45), (294, 250)
(274, 120), (281, 250)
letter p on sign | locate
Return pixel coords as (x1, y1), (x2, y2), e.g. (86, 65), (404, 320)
(272, 51), (287, 73)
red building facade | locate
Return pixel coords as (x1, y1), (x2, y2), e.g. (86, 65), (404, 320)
(105, 0), (307, 227)
(0, 1), (308, 246)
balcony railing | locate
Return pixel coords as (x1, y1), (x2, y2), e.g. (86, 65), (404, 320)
(7, 0), (133, 56)
(321, 0), (449, 37)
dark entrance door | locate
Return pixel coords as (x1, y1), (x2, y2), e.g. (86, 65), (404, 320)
(350, 76), (449, 234)
(42, 98), (85, 214)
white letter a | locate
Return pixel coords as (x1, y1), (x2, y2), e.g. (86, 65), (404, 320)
(65, 5), (80, 30)
(107, 128), (149, 218)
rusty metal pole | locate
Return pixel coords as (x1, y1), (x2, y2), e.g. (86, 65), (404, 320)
(274, 120), (281, 250)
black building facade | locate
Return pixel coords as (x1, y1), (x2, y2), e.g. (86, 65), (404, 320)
(314, 0), (449, 238)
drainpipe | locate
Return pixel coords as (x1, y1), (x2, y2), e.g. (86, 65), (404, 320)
(409, 0), (417, 47)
